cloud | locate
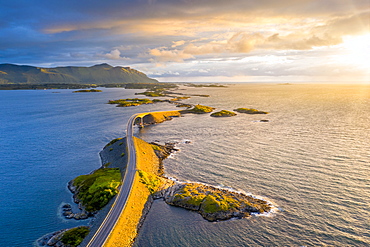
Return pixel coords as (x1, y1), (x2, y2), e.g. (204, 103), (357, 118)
(1, 0), (369, 81)
(144, 10), (370, 65)
(149, 48), (194, 63)
(100, 49), (129, 60)
(171, 40), (186, 48)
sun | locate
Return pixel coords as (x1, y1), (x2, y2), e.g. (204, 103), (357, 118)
(338, 34), (370, 70)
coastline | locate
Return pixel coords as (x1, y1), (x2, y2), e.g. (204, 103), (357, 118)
(39, 109), (275, 246)
(103, 137), (166, 246)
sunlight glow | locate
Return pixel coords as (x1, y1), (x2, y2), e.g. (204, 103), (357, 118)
(338, 34), (370, 69)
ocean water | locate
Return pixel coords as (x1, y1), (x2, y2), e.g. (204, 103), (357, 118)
(134, 84), (370, 246)
(0, 88), (176, 246)
(1, 84), (369, 246)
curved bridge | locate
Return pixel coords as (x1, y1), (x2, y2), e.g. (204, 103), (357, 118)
(86, 110), (180, 247)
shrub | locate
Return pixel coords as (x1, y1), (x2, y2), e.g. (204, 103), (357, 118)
(72, 168), (121, 212)
(60, 226), (89, 247)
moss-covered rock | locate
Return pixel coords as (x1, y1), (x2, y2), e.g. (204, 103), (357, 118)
(108, 98), (153, 107)
(165, 183), (271, 221)
(210, 110), (237, 117)
(72, 89), (102, 93)
(234, 108), (268, 114)
(182, 104), (215, 114)
(135, 91), (166, 97)
(60, 226), (89, 247)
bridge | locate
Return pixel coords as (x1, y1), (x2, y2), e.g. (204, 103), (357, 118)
(85, 110), (180, 247)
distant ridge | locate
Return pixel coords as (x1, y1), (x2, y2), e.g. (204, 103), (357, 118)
(0, 63), (158, 84)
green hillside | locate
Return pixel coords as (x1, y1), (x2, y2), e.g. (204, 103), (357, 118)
(0, 63), (157, 84)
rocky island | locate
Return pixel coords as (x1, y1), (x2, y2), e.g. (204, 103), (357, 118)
(162, 183), (271, 221)
(210, 110), (237, 117)
(234, 108), (268, 114)
(108, 98), (155, 107)
(72, 89), (102, 93)
(181, 104), (215, 114)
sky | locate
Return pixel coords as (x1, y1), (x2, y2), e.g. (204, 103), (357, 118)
(0, 0), (369, 82)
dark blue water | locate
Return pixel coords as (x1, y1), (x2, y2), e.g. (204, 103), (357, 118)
(0, 88), (177, 246)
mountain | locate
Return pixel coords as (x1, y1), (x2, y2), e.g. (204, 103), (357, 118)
(0, 63), (158, 84)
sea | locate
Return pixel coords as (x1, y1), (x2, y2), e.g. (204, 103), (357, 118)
(0, 84), (369, 246)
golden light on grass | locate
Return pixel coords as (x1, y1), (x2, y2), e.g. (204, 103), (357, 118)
(104, 137), (161, 247)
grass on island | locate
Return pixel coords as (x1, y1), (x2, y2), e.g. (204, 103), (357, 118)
(190, 94), (210, 97)
(103, 82), (177, 90)
(138, 170), (161, 194)
(170, 96), (191, 101)
(185, 83), (226, 88)
(176, 103), (192, 108)
(183, 104), (215, 114)
(135, 110), (181, 126)
(234, 108), (268, 114)
(72, 89), (102, 93)
(135, 91), (166, 97)
(172, 183), (271, 217)
(104, 137), (123, 148)
(108, 98), (153, 107)
(173, 183), (239, 212)
(210, 110), (237, 117)
(147, 111), (181, 123)
(104, 137), (163, 247)
(72, 168), (121, 212)
(60, 226), (90, 247)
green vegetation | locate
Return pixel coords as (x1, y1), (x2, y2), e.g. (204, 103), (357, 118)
(104, 137), (123, 148)
(173, 184), (206, 207)
(0, 83), (96, 90)
(169, 183), (271, 221)
(176, 103), (192, 108)
(201, 194), (238, 213)
(150, 144), (162, 151)
(102, 162), (111, 168)
(190, 94), (210, 97)
(0, 63), (158, 84)
(60, 226), (89, 247)
(72, 89), (102, 93)
(72, 168), (121, 212)
(135, 91), (165, 97)
(234, 108), (268, 114)
(108, 98), (153, 107)
(138, 170), (161, 194)
(210, 110), (237, 117)
(183, 104), (215, 114)
(185, 83), (226, 88)
(139, 111), (181, 125)
(170, 96), (191, 101)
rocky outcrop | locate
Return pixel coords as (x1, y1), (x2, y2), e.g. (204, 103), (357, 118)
(62, 181), (93, 220)
(155, 182), (272, 222)
(210, 110), (237, 117)
(151, 142), (179, 160)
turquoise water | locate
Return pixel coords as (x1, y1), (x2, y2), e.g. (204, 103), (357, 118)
(1, 84), (369, 246)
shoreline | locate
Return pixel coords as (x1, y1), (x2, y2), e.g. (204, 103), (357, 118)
(38, 109), (275, 246)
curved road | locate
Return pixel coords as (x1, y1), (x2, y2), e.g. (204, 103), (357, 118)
(86, 114), (138, 247)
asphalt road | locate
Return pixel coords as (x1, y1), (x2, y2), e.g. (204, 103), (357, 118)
(86, 114), (138, 247)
